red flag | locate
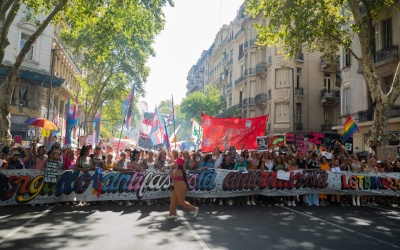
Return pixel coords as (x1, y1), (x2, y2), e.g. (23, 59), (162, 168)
(201, 114), (268, 151)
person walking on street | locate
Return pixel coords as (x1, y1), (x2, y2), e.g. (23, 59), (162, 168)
(168, 156), (199, 219)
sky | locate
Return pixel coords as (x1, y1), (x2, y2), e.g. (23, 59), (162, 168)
(140, 0), (244, 111)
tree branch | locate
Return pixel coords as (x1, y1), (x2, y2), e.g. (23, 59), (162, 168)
(14, 0), (69, 70)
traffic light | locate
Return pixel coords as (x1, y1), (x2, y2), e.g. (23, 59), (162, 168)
(18, 100), (24, 113)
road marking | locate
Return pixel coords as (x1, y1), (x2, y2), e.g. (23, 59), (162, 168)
(0, 205), (54, 245)
(282, 206), (400, 249)
(177, 211), (210, 250)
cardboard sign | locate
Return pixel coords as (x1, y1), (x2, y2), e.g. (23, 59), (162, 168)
(44, 160), (60, 183)
(257, 136), (268, 150)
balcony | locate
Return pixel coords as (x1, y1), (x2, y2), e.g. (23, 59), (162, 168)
(358, 110), (373, 122)
(390, 105), (400, 118)
(321, 124), (334, 132)
(244, 68), (256, 78)
(242, 98), (248, 107)
(226, 82), (233, 90)
(374, 45), (398, 64)
(238, 53), (244, 61)
(249, 97), (256, 105)
(255, 93), (267, 103)
(320, 89), (340, 106)
(256, 62), (268, 73)
(320, 55), (340, 71)
(267, 89), (272, 99)
(295, 52), (304, 62)
(227, 58), (233, 67)
(244, 39), (257, 51)
(295, 122), (303, 131)
(208, 68), (215, 76)
(235, 75), (244, 85)
(295, 87), (304, 96)
(234, 28), (244, 39)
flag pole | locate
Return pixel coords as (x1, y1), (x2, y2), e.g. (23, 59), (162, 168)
(117, 101), (129, 153)
(117, 84), (134, 152)
(172, 95), (176, 149)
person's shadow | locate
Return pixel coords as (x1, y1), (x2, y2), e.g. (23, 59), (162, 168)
(148, 218), (183, 231)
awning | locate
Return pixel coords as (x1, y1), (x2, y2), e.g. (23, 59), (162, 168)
(0, 67), (64, 87)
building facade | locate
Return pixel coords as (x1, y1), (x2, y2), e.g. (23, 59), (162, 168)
(186, 4), (342, 148)
(335, 4), (400, 152)
(0, 4), (83, 145)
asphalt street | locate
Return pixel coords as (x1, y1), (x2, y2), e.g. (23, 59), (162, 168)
(1, 202), (400, 250)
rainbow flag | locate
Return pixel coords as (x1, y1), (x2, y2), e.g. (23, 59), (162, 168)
(342, 116), (359, 141)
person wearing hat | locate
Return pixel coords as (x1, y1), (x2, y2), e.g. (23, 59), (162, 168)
(168, 156), (199, 219)
(6, 151), (24, 169)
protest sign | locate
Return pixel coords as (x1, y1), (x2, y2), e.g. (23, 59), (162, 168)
(44, 160), (60, 183)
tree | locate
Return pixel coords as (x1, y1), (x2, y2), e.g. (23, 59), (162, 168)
(158, 99), (172, 115)
(60, 0), (173, 134)
(245, 0), (400, 146)
(180, 85), (224, 124)
(0, 0), (69, 143)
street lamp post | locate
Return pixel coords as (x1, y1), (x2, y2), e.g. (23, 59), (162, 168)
(281, 66), (296, 142)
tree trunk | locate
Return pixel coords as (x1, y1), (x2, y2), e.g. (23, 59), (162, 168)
(0, 67), (18, 145)
(0, 0), (69, 145)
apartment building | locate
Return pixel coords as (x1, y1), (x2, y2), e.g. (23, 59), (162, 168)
(186, 4), (342, 146)
(0, 4), (83, 144)
(186, 45), (212, 96)
(335, 5), (400, 152)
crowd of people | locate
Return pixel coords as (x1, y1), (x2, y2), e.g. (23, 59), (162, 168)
(1, 140), (400, 208)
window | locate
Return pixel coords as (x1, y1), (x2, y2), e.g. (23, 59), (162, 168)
(20, 33), (34, 61)
(343, 49), (351, 67)
(275, 102), (289, 123)
(228, 93), (232, 106)
(383, 75), (393, 94)
(296, 68), (301, 88)
(239, 44), (243, 55)
(382, 18), (392, 48)
(295, 103), (302, 124)
(343, 88), (351, 115)
(324, 73), (331, 93)
(275, 68), (289, 88)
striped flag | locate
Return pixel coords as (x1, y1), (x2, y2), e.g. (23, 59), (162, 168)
(122, 84), (135, 129)
(150, 106), (170, 149)
(92, 107), (102, 147)
(72, 93), (78, 130)
(342, 116), (359, 141)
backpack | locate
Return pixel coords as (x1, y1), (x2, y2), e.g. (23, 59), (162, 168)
(0, 172), (9, 200)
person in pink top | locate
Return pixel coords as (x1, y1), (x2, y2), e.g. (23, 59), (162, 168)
(168, 156), (199, 219)
(63, 148), (76, 170)
(32, 146), (48, 170)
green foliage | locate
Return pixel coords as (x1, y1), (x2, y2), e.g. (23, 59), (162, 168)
(245, 0), (351, 59)
(158, 99), (172, 114)
(60, 0), (173, 137)
(180, 85), (224, 124)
